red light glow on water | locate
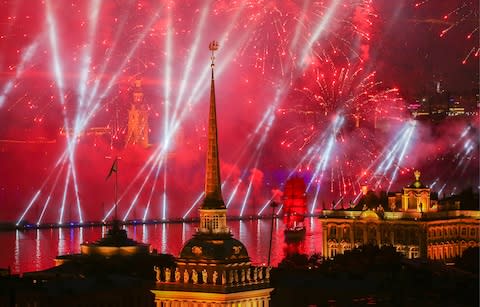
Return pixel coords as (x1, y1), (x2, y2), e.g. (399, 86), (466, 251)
(0, 218), (323, 274)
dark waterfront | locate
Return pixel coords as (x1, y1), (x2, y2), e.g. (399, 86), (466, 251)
(0, 217), (323, 274)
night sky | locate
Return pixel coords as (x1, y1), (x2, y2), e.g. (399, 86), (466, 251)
(0, 0), (478, 224)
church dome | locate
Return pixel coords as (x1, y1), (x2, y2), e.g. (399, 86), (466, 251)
(179, 233), (249, 262)
(359, 210), (380, 220)
(407, 170), (427, 189)
(408, 180), (427, 189)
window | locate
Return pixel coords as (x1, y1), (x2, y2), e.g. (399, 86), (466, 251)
(354, 228), (363, 242)
(470, 228), (476, 236)
(409, 247), (419, 259)
(461, 228), (466, 236)
(330, 226), (337, 238)
(330, 247), (337, 257)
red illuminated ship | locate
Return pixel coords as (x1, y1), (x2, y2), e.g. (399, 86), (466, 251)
(283, 177), (307, 241)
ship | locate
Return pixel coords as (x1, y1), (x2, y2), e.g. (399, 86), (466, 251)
(282, 177), (307, 242)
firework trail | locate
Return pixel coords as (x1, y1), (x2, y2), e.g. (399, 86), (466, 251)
(1, 1), (475, 225)
(415, 0), (479, 64)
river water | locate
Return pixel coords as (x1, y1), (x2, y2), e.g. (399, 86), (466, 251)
(0, 217), (324, 274)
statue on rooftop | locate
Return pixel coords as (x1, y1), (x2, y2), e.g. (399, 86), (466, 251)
(154, 266), (161, 282)
(213, 270), (218, 284)
(202, 269), (208, 283)
(165, 267), (171, 282)
(221, 271), (226, 285)
(175, 268), (180, 282)
(266, 267), (272, 280)
(183, 269), (189, 283)
(192, 269), (198, 284)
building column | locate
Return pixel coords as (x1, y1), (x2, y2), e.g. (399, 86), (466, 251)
(376, 225), (381, 246)
(322, 222), (328, 258)
(349, 224), (354, 247)
(418, 223), (428, 259)
(363, 223), (368, 245)
(390, 225), (395, 245)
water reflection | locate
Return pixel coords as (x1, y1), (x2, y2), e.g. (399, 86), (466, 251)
(79, 227), (83, 247)
(161, 223), (167, 253)
(142, 224), (148, 244)
(14, 230), (20, 273)
(1, 218), (325, 274)
(58, 228), (65, 256)
(35, 229), (41, 271)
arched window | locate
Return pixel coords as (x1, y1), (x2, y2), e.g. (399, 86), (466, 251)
(343, 227), (349, 240)
(330, 226), (337, 238)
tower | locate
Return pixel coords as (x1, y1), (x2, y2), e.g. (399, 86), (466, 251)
(198, 40), (228, 236)
(401, 170), (432, 213)
(151, 42), (273, 306)
(126, 78), (149, 148)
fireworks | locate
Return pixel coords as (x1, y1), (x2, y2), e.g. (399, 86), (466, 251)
(280, 57), (402, 150)
(415, 0), (479, 64)
(0, 1), (477, 225)
(278, 54), (414, 211)
(219, 0), (375, 80)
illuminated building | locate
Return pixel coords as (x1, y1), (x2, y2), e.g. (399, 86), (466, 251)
(320, 171), (480, 261)
(54, 220), (150, 266)
(150, 42), (273, 307)
(126, 78), (149, 148)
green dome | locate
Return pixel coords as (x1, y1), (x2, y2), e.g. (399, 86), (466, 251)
(179, 233), (249, 262)
(359, 210), (380, 220)
(409, 180), (427, 189)
(408, 170), (427, 189)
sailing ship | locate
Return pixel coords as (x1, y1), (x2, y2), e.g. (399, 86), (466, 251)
(282, 177), (307, 241)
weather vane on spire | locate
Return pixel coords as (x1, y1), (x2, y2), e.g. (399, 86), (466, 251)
(209, 40), (219, 67)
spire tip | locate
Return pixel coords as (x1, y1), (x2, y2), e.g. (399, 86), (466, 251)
(209, 41), (219, 67)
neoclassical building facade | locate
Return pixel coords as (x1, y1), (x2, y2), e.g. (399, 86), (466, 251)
(320, 172), (480, 261)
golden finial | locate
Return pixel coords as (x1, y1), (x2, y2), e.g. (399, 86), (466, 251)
(134, 78), (142, 88)
(414, 170), (421, 181)
(209, 41), (219, 67)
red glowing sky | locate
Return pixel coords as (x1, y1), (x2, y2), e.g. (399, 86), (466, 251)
(0, 0), (478, 224)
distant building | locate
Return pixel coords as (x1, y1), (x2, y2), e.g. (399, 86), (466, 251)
(16, 221), (171, 307)
(150, 42), (273, 307)
(320, 171), (480, 261)
(126, 78), (149, 148)
(409, 92), (479, 119)
(55, 220), (150, 265)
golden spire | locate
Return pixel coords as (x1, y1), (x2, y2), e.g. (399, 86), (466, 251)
(202, 41), (225, 209)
